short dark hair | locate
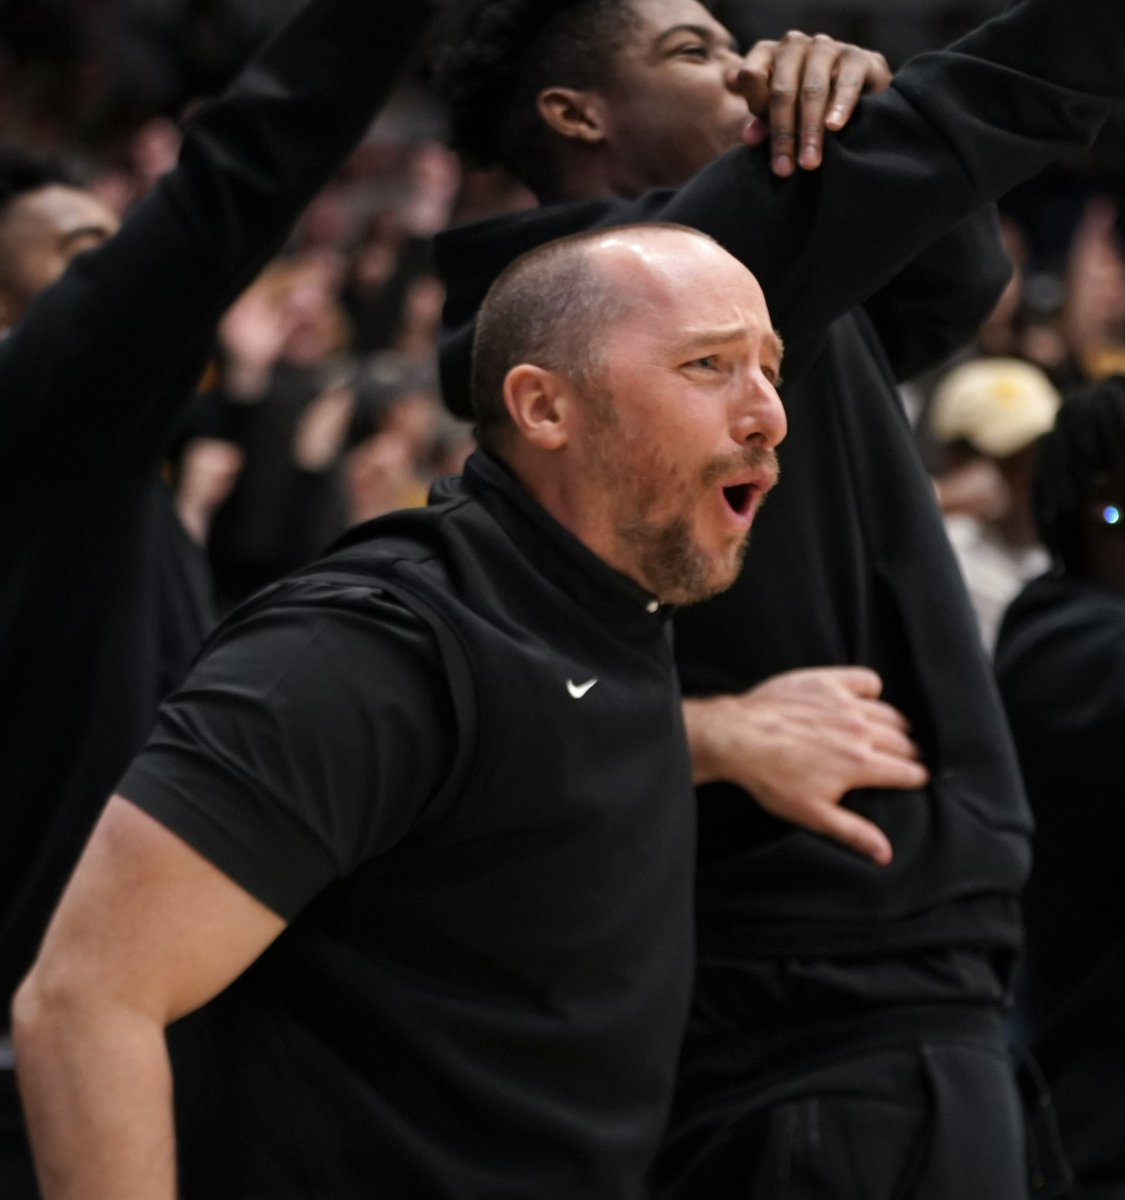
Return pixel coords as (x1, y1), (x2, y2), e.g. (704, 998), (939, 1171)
(431, 0), (643, 197)
(0, 148), (83, 223)
(471, 222), (716, 451)
(1033, 374), (1125, 574)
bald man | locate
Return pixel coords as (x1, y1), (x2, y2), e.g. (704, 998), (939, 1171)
(15, 225), (783, 1200)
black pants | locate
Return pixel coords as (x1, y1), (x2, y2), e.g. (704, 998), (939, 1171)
(656, 1007), (1039, 1200)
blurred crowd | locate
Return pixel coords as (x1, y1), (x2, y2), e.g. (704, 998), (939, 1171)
(3, 1), (1122, 623)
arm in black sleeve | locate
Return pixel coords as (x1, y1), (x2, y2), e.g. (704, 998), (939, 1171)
(0, 0), (435, 474)
(657, 0), (1120, 351)
(861, 207), (1012, 383)
(116, 585), (459, 919)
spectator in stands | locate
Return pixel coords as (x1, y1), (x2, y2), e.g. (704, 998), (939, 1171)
(206, 253), (356, 609)
(996, 375), (1125, 1200)
(930, 357), (1061, 647)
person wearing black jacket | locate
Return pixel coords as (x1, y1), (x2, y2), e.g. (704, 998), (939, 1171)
(996, 377), (1125, 1200)
(430, 0), (1124, 1193)
(0, 2), (435, 1194)
(14, 225), (786, 1199)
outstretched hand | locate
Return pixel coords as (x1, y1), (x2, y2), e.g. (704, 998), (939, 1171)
(736, 33), (892, 176)
(684, 667), (929, 865)
(218, 286), (295, 400)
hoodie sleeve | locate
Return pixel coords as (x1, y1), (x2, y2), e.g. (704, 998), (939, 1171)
(860, 207), (1013, 383)
(658, 0), (1118, 352)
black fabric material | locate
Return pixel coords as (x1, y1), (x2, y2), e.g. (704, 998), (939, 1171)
(119, 451), (696, 1199)
(0, 0), (434, 1015)
(654, 1007), (1028, 1200)
(996, 572), (1125, 1196)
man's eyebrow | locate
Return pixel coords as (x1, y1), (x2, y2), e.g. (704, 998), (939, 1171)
(654, 23), (739, 53)
(673, 323), (747, 352)
(673, 325), (785, 356)
(60, 224), (113, 248)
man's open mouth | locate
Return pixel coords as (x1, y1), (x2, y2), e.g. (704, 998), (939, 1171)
(722, 482), (754, 516)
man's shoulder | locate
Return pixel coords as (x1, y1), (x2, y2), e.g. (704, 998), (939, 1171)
(195, 507), (450, 648)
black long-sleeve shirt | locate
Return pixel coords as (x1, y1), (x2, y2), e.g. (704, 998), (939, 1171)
(0, 0), (434, 1010)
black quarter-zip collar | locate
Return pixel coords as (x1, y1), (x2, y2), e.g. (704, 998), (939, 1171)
(457, 451), (673, 637)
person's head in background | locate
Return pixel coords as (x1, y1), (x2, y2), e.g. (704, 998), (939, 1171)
(1033, 373), (1125, 594)
(470, 221), (785, 605)
(434, 0), (752, 203)
(930, 357), (1062, 548)
(0, 148), (119, 331)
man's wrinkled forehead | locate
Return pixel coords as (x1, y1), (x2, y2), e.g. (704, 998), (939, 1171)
(586, 228), (779, 348)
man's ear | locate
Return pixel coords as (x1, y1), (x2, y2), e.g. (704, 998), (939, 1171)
(537, 87), (608, 145)
(503, 364), (573, 450)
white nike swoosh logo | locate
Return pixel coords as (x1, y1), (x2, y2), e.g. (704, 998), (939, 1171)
(566, 678), (598, 700)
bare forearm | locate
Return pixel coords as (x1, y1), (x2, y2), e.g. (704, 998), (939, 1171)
(13, 988), (176, 1200)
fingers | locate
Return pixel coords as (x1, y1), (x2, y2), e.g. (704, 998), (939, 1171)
(757, 33), (810, 176)
(737, 40), (778, 119)
(807, 804), (894, 866)
(865, 723), (922, 768)
(825, 46), (892, 131)
(862, 698), (913, 735)
(737, 34), (893, 176)
(827, 665), (884, 698)
(790, 36), (839, 170)
(861, 748), (930, 792)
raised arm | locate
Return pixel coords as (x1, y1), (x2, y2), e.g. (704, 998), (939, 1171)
(860, 207), (1013, 382)
(663, 0), (1122, 350)
(713, 33), (1011, 378)
(0, 0), (435, 475)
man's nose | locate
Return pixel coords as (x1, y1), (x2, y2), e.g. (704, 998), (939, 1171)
(721, 49), (746, 93)
(731, 378), (787, 449)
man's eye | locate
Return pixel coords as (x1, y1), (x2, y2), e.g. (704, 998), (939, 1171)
(675, 43), (709, 60)
(689, 355), (719, 370)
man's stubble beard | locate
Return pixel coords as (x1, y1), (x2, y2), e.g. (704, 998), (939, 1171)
(582, 393), (775, 606)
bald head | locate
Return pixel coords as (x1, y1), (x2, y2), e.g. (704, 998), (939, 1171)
(471, 222), (752, 451)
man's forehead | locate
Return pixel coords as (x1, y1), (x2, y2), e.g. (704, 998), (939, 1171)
(2, 184), (118, 237)
(628, 0), (736, 47)
(589, 229), (758, 295)
(592, 250), (777, 352)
